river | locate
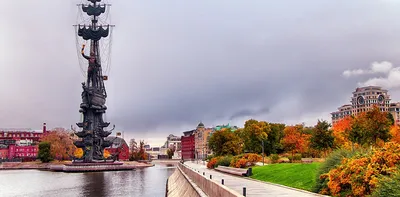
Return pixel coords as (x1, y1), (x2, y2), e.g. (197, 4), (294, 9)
(0, 163), (176, 197)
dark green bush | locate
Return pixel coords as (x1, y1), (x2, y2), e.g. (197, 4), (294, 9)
(270, 154), (279, 164)
(371, 172), (400, 197)
(288, 153), (302, 162)
(216, 156), (232, 167)
(38, 142), (53, 163)
(312, 148), (358, 193)
(206, 154), (215, 161)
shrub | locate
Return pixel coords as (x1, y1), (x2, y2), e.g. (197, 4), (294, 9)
(313, 148), (358, 193)
(246, 153), (262, 163)
(371, 172), (400, 197)
(207, 157), (218, 169)
(234, 158), (249, 168)
(216, 156), (232, 167)
(270, 154), (280, 164)
(288, 153), (302, 162)
(321, 142), (400, 196)
(206, 154), (215, 161)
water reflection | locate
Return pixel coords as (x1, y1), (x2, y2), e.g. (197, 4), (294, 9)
(0, 163), (177, 197)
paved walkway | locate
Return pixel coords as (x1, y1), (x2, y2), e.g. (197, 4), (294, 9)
(185, 161), (320, 197)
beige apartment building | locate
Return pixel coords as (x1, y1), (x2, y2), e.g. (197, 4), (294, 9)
(193, 122), (212, 160)
(331, 86), (400, 125)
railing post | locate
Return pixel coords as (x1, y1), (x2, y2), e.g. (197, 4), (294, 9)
(243, 187), (246, 196)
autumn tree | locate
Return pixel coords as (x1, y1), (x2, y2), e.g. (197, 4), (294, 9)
(390, 125), (400, 144)
(40, 128), (76, 161)
(349, 106), (391, 147)
(240, 119), (269, 153)
(281, 124), (309, 161)
(310, 120), (334, 157)
(208, 128), (242, 156)
(74, 148), (83, 159)
(332, 116), (353, 148)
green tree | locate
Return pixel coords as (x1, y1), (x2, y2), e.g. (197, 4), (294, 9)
(38, 142), (53, 163)
(310, 120), (334, 156)
(387, 112), (395, 126)
(208, 128), (242, 156)
(264, 123), (285, 155)
(241, 119), (269, 153)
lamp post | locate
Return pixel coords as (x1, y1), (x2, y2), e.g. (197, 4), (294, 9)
(262, 140), (264, 166)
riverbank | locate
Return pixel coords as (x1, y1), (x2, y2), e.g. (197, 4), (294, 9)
(0, 160), (154, 170)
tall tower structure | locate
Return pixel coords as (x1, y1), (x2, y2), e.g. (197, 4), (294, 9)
(72, 0), (115, 163)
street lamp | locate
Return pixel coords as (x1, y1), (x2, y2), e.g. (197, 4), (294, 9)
(262, 140), (264, 166)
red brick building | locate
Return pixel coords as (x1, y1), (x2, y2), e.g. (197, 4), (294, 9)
(105, 137), (129, 161)
(181, 130), (195, 160)
(0, 123), (47, 160)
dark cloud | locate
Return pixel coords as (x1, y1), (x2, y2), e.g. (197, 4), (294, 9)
(3, 0), (400, 143)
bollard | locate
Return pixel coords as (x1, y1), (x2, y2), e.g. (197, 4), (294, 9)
(243, 187), (246, 196)
(210, 175), (212, 179)
(203, 172), (205, 176)
(222, 179), (224, 185)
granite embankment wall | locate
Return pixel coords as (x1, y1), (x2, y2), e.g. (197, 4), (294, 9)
(166, 163), (241, 197)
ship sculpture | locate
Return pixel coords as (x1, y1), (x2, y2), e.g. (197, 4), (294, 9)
(72, 0), (115, 163)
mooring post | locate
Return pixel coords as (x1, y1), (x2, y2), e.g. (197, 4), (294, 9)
(222, 179), (224, 185)
(243, 187), (246, 196)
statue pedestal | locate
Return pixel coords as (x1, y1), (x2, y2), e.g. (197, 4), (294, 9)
(49, 162), (136, 173)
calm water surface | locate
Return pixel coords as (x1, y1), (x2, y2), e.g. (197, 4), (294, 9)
(0, 163), (176, 197)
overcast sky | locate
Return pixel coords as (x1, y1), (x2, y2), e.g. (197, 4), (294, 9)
(2, 0), (400, 146)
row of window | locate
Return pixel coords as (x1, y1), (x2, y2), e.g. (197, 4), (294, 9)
(15, 153), (37, 157)
(0, 133), (40, 137)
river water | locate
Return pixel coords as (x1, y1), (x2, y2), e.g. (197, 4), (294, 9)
(0, 163), (176, 197)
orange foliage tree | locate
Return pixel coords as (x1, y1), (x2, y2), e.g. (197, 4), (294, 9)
(281, 124), (309, 160)
(332, 116), (353, 148)
(390, 125), (400, 144)
(321, 142), (400, 196)
(74, 148), (83, 158)
(40, 128), (76, 161)
(103, 149), (111, 158)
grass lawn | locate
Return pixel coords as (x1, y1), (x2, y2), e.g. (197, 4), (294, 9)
(250, 163), (321, 191)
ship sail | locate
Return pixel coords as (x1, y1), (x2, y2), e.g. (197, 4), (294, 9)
(78, 25), (109, 41)
(82, 4), (106, 17)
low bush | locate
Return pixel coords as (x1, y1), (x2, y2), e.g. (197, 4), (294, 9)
(206, 154), (215, 161)
(233, 158), (249, 168)
(270, 154), (280, 164)
(371, 172), (400, 197)
(207, 157), (218, 169)
(321, 142), (400, 196)
(216, 156), (232, 167)
(312, 148), (357, 193)
(288, 154), (302, 162)
(245, 153), (262, 163)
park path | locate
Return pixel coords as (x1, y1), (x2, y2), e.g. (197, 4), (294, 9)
(184, 161), (321, 197)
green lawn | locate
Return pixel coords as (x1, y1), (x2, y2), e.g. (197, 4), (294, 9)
(250, 163), (321, 191)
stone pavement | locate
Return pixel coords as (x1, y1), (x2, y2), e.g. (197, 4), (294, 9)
(185, 161), (321, 197)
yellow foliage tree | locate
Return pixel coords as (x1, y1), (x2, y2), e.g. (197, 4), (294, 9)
(74, 148), (83, 158)
(104, 149), (111, 159)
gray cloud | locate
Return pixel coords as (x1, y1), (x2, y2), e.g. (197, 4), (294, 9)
(3, 0), (400, 143)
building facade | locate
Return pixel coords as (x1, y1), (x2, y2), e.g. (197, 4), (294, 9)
(0, 123), (47, 160)
(193, 122), (213, 160)
(104, 137), (129, 161)
(331, 86), (399, 125)
(181, 130), (195, 160)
